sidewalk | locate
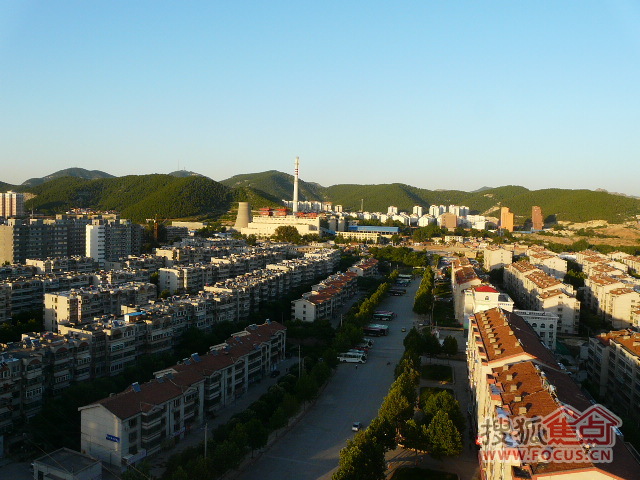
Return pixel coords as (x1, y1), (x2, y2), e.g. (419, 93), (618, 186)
(148, 356), (299, 478)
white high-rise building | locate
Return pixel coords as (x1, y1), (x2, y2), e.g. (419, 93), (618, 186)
(86, 219), (142, 267)
(412, 206), (423, 216)
(0, 191), (24, 218)
(387, 206), (398, 215)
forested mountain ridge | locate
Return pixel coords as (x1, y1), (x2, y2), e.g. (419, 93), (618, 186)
(22, 175), (233, 222)
(3, 169), (639, 223)
(222, 172), (640, 223)
(21, 168), (115, 187)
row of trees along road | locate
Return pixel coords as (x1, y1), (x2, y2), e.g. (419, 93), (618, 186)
(332, 325), (464, 480)
(157, 260), (400, 480)
(413, 267), (434, 315)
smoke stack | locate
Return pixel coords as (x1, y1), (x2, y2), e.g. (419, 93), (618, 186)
(234, 202), (252, 230)
(292, 156), (300, 214)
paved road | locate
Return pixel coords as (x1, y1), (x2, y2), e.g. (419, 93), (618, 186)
(236, 279), (423, 480)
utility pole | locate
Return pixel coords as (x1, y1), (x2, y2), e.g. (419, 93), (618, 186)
(204, 422), (208, 458)
(298, 344), (302, 379)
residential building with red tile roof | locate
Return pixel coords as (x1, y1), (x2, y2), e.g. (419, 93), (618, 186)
(79, 321), (286, 471)
(470, 311), (640, 479)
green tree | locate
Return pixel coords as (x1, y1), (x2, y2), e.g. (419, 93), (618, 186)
(400, 419), (430, 463)
(442, 336), (458, 357)
(295, 372), (319, 402)
(332, 432), (386, 480)
(422, 390), (465, 434)
(273, 225), (302, 243)
(426, 411), (463, 459)
(422, 330), (442, 358)
(120, 461), (152, 480)
(245, 418), (269, 455)
(268, 406), (288, 430)
(170, 466), (189, 480)
(367, 416), (397, 452)
(211, 439), (244, 474)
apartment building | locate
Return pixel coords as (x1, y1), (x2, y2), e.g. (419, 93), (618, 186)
(452, 257), (482, 321)
(619, 255), (640, 274)
(439, 212), (458, 230)
(512, 309), (559, 350)
(584, 275), (626, 312)
(91, 269), (151, 286)
(348, 257), (379, 277)
(0, 264), (37, 281)
(79, 321), (286, 470)
(461, 285), (514, 324)
(528, 251), (567, 279)
(0, 351), (44, 433)
(500, 207), (514, 232)
(531, 205), (543, 231)
(44, 282), (157, 331)
(26, 256), (99, 274)
(588, 330), (640, 424)
(0, 219), (76, 264)
(86, 219), (143, 267)
(0, 331), (96, 432)
(158, 250), (288, 295)
(483, 246), (513, 271)
(291, 271), (358, 322)
(1, 273), (94, 317)
(0, 191), (25, 218)
(468, 309), (639, 479)
(504, 261), (580, 334)
(0, 285), (11, 323)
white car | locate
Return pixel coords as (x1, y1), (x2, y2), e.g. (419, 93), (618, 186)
(352, 422), (362, 432)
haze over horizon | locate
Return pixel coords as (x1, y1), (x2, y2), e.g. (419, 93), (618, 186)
(2, 2), (639, 195)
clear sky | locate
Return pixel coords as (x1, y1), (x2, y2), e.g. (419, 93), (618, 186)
(1, 1), (639, 194)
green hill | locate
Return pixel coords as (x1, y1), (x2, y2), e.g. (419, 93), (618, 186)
(221, 171), (640, 223)
(21, 167), (114, 187)
(221, 170), (325, 203)
(9, 168), (639, 224)
(24, 175), (233, 222)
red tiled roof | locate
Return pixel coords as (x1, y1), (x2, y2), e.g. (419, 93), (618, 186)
(87, 322), (286, 420)
(474, 285), (498, 293)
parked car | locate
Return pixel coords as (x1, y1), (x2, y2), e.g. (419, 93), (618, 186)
(352, 422), (362, 432)
(401, 327), (407, 332)
(270, 370), (281, 378)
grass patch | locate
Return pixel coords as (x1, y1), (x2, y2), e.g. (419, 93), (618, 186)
(419, 386), (452, 405)
(391, 466), (458, 480)
(421, 364), (453, 383)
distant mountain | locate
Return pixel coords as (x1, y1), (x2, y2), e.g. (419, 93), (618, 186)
(168, 170), (204, 178)
(221, 170), (325, 203)
(24, 174), (232, 222)
(221, 171), (640, 223)
(0, 181), (15, 191)
(22, 168), (114, 187)
(12, 168), (640, 224)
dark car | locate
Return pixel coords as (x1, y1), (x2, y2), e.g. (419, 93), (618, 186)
(270, 370), (281, 378)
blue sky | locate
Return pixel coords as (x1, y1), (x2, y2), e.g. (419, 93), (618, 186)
(1, 1), (639, 194)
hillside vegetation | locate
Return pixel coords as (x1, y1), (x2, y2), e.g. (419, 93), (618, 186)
(3, 168), (639, 224)
(226, 173), (639, 223)
(24, 175), (233, 222)
(22, 167), (114, 187)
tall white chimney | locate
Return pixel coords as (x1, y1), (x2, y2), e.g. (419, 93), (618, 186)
(292, 156), (300, 214)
